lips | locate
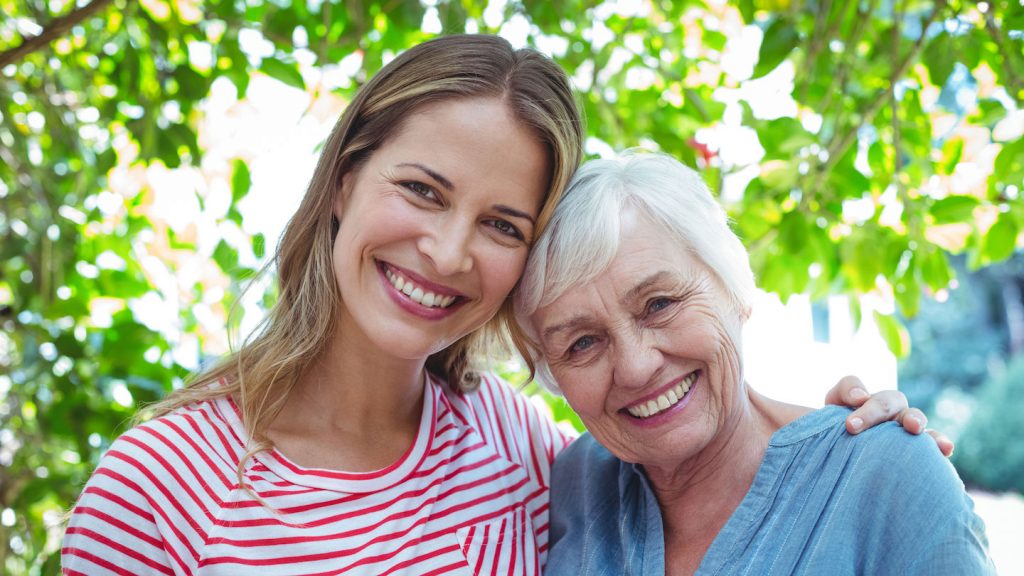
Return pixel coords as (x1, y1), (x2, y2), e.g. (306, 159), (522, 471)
(379, 262), (464, 310)
(625, 371), (698, 419)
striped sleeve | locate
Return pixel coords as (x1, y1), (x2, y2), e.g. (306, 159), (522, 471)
(62, 425), (182, 575)
(474, 374), (575, 487)
(62, 405), (233, 575)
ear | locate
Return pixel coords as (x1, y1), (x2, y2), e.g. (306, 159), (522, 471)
(738, 303), (752, 324)
(334, 171), (355, 221)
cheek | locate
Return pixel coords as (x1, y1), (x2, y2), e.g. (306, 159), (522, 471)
(477, 246), (528, 301)
(554, 370), (605, 418)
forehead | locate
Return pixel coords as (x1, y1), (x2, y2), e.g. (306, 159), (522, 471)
(373, 97), (550, 202)
(603, 209), (705, 288)
(536, 211), (706, 319)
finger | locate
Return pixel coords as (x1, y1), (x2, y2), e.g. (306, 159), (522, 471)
(926, 429), (955, 458)
(844, 389), (909, 434)
(825, 375), (870, 408)
(897, 408), (928, 435)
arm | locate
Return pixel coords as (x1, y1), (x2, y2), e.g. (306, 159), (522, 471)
(857, 425), (996, 574)
(62, 450), (177, 575)
(824, 375), (954, 457)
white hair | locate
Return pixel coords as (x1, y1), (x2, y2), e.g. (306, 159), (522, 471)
(514, 150), (756, 391)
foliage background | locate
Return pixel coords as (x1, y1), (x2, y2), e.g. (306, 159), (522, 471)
(2, 0), (1023, 572)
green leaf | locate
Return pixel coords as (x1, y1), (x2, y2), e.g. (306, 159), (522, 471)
(940, 138), (963, 175)
(970, 99), (1008, 126)
(894, 274), (921, 318)
(703, 30), (728, 52)
(841, 235), (881, 293)
(873, 311), (911, 357)
(252, 233), (266, 259)
(758, 117), (814, 160)
(994, 138), (1024, 181)
(231, 159), (252, 203)
(919, 248), (952, 292)
(213, 240), (240, 273)
(259, 57), (306, 90)
(849, 297), (862, 331)
(753, 17), (799, 79)
(828, 162), (871, 196)
(983, 213), (1019, 263)
(922, 32), (955, 86)
(760, 160), (799, 189)
(930, 196), (979, 224)
(778, 210), (808, 252)
(437, 0), (467, 33)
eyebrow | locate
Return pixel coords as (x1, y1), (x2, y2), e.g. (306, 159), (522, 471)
(495, 205), (536, 225)
(397, 162), (455, 191)
(541, 271), (675, 340)
(542, 315), (594, 341)
(397, 163), (536, 225)
(625, 271), (675, 302)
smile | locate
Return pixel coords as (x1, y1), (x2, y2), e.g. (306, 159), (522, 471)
(383, 265), (459, 309)
(626, 371), (698, 419)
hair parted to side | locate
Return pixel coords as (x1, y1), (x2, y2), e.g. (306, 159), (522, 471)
(142, 35), (582, 486)
(514, 150), (756, 392)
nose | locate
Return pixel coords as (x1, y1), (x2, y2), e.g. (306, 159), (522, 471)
(611, 329), (663, 389)
(418, 216), (474, 276)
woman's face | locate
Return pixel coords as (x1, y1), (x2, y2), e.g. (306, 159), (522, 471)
(530, 208), (746, 470)
(332, 97), (549, 362)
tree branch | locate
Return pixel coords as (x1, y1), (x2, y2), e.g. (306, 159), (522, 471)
(799, 0), (834, 103)
(816, 0), (945, 189)
(984, 12), (1023, 106)
(818, 0), (880, 127)
(0, 0), (116, 68)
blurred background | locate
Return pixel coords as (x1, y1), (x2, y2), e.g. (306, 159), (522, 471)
(1, 0), (1022, 573)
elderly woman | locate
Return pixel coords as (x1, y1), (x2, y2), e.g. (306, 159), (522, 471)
(516, 152), (994, 575)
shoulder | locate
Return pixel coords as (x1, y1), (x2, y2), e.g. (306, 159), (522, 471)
(442, 371), (573, 474)
(547, 434), (658, 575)
(63, 398), (236, 574)
(803, 407), (994, 572)
(455, 372), (573, 444)
(774, 405), (959, 487)
(553, 432), (618, 479)
(550, 433), (625, 518)
(551, 433), (632, 517)
(88, 397), (241, 497)
(773, 406), (993, 567)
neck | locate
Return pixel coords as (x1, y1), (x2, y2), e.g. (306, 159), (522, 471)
(647, 385), (798, 571)
(267, 318), (430, 472)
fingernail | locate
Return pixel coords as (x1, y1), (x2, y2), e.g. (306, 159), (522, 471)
(849, 417), (863, 432)
(909, 415), (924, 429)
(850, 388), (868, 400)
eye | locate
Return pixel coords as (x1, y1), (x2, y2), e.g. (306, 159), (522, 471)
(401, 180), (439, 202)
(568, 335), (597, 355)
(646, 297), (674, 316)
(486, 218), (525, 241)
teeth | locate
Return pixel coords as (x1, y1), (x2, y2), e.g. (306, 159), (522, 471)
(666, 389), (679, 404)
(627, 372), (698, 419)
(384, 267), (457, 309)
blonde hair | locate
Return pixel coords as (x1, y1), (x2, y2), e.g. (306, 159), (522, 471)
(145, 35), (583, 484)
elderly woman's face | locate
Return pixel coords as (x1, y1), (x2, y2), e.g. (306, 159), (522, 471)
(531, 208), (746, 469)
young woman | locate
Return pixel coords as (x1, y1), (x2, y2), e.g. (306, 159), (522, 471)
(61, 35), (935, 576)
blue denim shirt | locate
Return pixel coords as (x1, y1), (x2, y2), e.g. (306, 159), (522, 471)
(546, 406), (994, 575)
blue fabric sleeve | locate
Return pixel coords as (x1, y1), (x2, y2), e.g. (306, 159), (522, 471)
(842, 421), (995, 575)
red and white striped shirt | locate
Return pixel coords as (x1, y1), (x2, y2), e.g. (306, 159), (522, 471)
(61, 373), (573, 575)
